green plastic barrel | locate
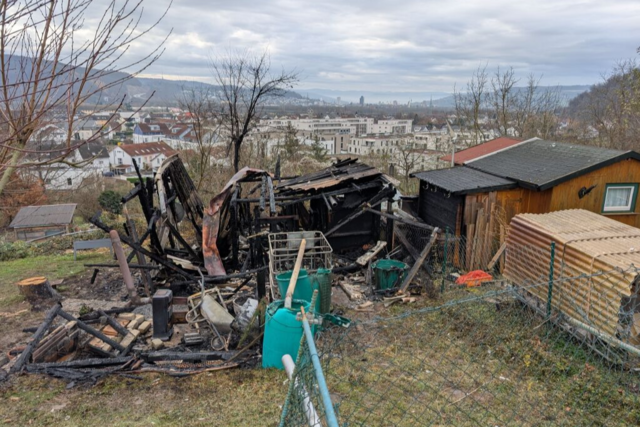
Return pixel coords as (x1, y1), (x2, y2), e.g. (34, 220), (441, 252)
(309, 268), (332, 314)
(276, 269), (319, 311)
(262, 299), (311, 370)
(372, 259), (408, 290)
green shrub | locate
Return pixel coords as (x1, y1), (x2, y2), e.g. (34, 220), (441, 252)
(98, 190), (123, 215)
(0, 230), (108, 261)
(0, 239), (32, 261)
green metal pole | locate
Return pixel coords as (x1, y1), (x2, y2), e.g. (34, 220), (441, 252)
(441, 227), (449, 293)
(546, 241), (556, 319)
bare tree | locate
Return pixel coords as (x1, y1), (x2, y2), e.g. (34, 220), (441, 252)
(212, 50), (298, 172)
(574, 60), (640, 150)
(0, 0), (171, 197)
(178, 86), (220, 190)
(396, 141), (419, 192)
(454, 65), (488, 147)
(489, 67), (518, 136)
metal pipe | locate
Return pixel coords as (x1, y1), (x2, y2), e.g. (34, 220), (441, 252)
(110, 230), (141, 305)
(282, 354), (321, 427)
(300, 307), (340, 427)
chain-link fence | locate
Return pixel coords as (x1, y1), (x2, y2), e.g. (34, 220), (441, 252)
(279, 227), (640, 426)
(279, 302), (340, 427)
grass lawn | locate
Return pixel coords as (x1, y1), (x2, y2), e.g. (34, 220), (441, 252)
(1, 255), (639, 426)
(0, 251), (290, 426)
(0, 252), (113, 309)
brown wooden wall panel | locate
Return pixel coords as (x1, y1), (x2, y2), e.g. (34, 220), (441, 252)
(548, 158), (640, 228)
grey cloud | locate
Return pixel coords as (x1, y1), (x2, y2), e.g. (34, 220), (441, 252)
(86, 0), (640, 92)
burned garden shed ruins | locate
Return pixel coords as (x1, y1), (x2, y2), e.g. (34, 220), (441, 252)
(6, 155), (413, 380)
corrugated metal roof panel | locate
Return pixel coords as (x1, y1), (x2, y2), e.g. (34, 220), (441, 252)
(505, 209), (640, 338)
(277, 160), (385, 193)
(9, 204), (77, 229)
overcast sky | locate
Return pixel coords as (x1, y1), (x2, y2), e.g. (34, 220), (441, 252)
(113, 0), (639, 93)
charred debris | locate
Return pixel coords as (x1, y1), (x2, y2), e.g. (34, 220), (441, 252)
(5, 156), (438, 383)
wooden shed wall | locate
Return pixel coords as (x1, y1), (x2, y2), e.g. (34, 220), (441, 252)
(418, 182), (462, 233)
(547, 158), (640, 228)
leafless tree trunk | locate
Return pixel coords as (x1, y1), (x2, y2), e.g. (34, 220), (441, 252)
(490, 67), (518, 136)
(178, 86), (220, 190)
(454, 65), (488, 147)
(212, 50), (298, 172)
(0, 0), (171, 197)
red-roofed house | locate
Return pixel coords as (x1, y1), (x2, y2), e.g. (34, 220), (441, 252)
(440, 137), (523, 166)
(109, 141), (177, 173)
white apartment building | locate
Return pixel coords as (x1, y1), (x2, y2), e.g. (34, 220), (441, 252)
(260, 117), (375, 136)
(371, 119), (413, 134)
(348, 134), (412, 156)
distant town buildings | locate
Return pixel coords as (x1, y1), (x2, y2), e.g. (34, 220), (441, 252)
(359, 96), (365, 106)
(109, 141), (177, 174)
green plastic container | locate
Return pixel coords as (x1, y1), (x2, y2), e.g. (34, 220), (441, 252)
(262, 299), (311, 370)
(309, 268), (332, 314)
(276, 269), (320, 311)
(372, 259), (408, 290)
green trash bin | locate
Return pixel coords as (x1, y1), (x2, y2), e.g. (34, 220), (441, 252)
(276, 269), (320, 312)
(372, 259), (408, 290)
(309, 268), (332, 314)
(262, 299), (313, 370)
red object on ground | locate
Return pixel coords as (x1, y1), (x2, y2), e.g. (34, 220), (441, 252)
(455, 270), (493, 287)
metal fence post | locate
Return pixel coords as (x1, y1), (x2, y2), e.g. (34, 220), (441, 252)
(441, 227), (449, 293)
(546, 241), (556, 319)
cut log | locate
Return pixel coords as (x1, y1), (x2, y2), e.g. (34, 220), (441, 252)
(17, 277), (59, 301)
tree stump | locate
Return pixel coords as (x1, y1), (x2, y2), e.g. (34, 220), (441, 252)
(17, 277), (60, 302)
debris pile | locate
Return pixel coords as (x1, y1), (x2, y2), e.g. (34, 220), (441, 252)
(2, 155), (448, 382)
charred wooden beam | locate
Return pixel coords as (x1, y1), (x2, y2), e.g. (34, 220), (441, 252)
(171, 266), (268, 287)
(366, 208), (434, 230)
(141, 351), (236, 362)
(325, 186), (395, 237)
(398, 228), (439, 294)
(89, 216), (194, 280)
(85, 263), (160, 270)
(10, 304), (61, 374)
(58, 310), (126, 353)
(79, 307), (135, 321)
(267, 176), (276, 214)
(97, 310), (130, 337)
(26, 356), (133, 370)
(259, 176), (266, 212)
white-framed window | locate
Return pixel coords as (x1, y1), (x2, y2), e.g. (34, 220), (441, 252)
(603, 184), (638, 213)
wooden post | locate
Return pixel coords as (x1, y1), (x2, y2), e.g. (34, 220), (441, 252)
(285, 239), (307, 309)
(110, 230), (141, 305)
(124, 207), (152, 298)
(398, 228), (439, 294)
(386, 196), (394, 251)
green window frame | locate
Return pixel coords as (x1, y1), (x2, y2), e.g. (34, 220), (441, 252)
(602, 183), (639, 213)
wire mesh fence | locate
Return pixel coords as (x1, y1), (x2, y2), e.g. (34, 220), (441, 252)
(279, 305), (340, 427)
(314, 270), (640, 426)
(279, 229), (640, 426)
